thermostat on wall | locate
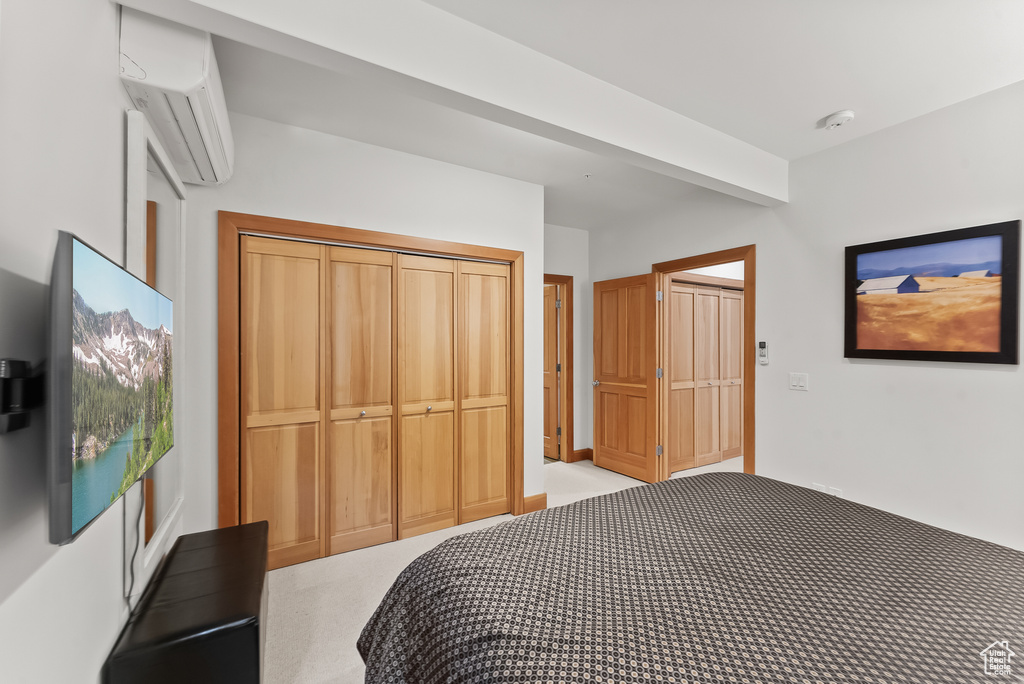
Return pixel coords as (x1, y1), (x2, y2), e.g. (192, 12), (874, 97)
(758, 341), (769, 365)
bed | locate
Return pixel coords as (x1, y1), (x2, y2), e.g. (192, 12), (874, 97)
(358, 473), (1024, 683)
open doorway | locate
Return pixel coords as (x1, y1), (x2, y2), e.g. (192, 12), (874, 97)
(543, 274), (574, 462)
(654, 245), (755, 479)
(589, 245), (754, 484)
(660, 263), (744, 473)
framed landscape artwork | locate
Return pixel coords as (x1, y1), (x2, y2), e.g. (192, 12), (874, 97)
(844, 220), (1020, 364)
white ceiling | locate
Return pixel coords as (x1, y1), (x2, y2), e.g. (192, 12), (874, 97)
(211, 1), (1024, 229)
(214, 38), (707, 231)
(424, 0), (1024, 161)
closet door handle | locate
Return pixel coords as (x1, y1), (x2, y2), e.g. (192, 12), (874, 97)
(360, 410), (366, 417)
(426, 405), (432, 412)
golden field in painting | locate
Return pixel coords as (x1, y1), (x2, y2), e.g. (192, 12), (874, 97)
(857, 277), (1001, 351)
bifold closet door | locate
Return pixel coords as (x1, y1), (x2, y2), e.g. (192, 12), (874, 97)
(665, 281), (743, 475)
(666, 282), (696, 473)
(326, 246), (396, 555)
(398, 255), (457, 539)
(694, 286), (722, 466)
(719, 289), (743, 460)
(240, 237), (324, 570)
(459, 262), (511, 523)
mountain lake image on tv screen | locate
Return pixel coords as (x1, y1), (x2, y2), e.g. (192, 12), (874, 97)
(69, 238), (173, 535)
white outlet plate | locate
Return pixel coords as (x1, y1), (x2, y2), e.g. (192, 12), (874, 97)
(789, 372), (809, 391)
(812, 483), (827, 493)
(828, 487), (842, 497)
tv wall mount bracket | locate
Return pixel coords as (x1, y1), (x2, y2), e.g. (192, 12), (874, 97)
(0, 359), (44, 434)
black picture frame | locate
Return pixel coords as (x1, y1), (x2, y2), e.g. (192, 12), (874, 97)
(844, 220), (1020, 364)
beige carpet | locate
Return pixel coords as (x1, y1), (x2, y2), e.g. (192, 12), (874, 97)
(263, 456), (743, 683)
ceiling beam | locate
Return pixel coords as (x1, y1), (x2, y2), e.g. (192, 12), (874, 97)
(116, 0), (789, 206)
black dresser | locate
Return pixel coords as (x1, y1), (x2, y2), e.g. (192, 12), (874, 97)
(103, 521), (269, 684)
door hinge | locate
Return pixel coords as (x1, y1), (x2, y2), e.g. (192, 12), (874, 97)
(556, 427), (562, 437)
(555, 299), (562, 309)
(656, 445), (663, 456)
(656, 367), (663, 379)
(556, 363), (562, 372)
(656, 290), (663, 302)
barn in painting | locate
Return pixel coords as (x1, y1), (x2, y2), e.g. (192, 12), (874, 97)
(856, 275), (921, 295)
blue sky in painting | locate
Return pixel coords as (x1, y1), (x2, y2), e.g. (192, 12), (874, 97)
(857, 235), (1001, 280)
(72, 238), (173, 332)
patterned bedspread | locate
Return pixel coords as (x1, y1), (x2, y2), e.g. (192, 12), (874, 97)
(358, 473), (1024, 683)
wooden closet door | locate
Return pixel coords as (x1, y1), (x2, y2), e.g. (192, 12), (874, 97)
(240, 237), (324, 570)
(326, 246), (396, 555)
(720, 289), (744, 460)
(695, 286), (722, 466)
(593, 274), (659, 483)
(667, 282), (696, 473)
(398, 255), (457, 539)
(459, 262), (511, 523)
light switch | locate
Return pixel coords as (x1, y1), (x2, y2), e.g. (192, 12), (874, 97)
(788, 372), (809, 391)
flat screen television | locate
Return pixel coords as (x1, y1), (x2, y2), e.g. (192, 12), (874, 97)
(48, 232), (174, 544)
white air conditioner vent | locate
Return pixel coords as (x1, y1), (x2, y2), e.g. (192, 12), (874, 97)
(119, 8), (234, 186)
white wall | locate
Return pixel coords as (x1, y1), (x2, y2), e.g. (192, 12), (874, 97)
(682, 261), (744, 280)
(182, 113), (546, 533)
(544, 223), (592, 451)
(0, 1), (145, 682)
(590, 80), (1024, 550)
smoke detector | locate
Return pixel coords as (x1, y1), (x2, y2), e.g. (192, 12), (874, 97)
(824, 110), (855, 130)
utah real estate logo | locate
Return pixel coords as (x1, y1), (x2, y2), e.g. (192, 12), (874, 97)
(980, 640), (1016, 676)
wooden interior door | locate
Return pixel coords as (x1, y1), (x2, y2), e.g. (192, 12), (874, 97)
(542, 283), (559, 459)
(593, 274), (658, 482)
(666, 281), (696, 473)
(398, 255), (457, 538)
(695, 286), (722, 466)
(459, 261), (511, 523)
(720, 289), (744, 460)
(240, 236), (324, 569)
(326, 246), (396, 555)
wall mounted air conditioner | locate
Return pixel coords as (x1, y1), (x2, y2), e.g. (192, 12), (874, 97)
(119, 8), (234, 186)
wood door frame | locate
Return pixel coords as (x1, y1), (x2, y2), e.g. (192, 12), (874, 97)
(218, 211), (528, 527)
(542, 274), (574, 461)
(653, 245), (756, 478)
